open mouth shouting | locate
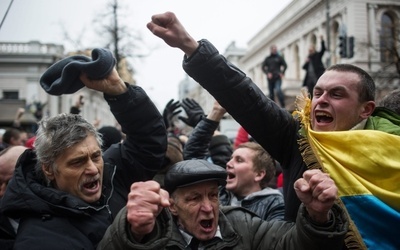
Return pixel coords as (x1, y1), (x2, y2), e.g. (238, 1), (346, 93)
(315, 111), (333, 123)
(313, 111), (334, 131)
(226, 171), (236, 182)
(225, 171), (237, 189)
(81, 178), (100, 195)
(199, 218), (215, 233)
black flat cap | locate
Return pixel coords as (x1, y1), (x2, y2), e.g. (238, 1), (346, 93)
(164, 159), (227, 193)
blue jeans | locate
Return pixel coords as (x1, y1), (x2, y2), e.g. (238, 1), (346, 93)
(268, 78), (285, 107)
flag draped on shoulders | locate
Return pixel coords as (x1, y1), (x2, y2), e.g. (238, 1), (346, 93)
(293, 89), (400, 250)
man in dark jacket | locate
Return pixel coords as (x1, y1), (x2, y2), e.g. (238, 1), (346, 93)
(261, 44), (287, 108)
(98, 159), (348, 250)
(147, 11), (400, 249)
(302, 36), (326, 97)
(0, 68), (167, 249)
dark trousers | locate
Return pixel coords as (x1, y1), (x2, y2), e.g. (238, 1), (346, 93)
(268, 78), (285, 108)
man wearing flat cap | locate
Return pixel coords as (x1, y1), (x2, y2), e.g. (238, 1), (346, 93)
(98, 159), (348, 250)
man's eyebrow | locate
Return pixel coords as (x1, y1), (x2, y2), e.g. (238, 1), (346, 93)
(66, 155), (86, 164)
(314, 86), (347, 91)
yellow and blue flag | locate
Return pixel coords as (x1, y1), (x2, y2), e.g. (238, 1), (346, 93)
(307, 129), (400, 249)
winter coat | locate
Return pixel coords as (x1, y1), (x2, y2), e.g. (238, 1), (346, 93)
(219, 187), (285, 221)
(0, 85), (167, 250)
(261, 53), (287, 82)
(181, 39), (400, 225)
(97, 204), (348, 250)
(302, 40), (326, 88)
(0, 211), (15, 250)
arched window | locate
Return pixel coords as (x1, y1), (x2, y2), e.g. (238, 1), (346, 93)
(379, 12), (395, 62)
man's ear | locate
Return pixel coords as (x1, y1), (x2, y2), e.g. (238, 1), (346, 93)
(42, 164), (55, 181)
(168, 198), (178, 216)
(360, 101), (376, 119)
(254, 170), (266, 182)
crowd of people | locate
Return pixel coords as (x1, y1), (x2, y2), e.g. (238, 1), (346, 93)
(0, 11), (399, 250)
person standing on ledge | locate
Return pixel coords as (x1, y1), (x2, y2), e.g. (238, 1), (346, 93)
(302, 35), (326, 98)
(262, 44), (287, 108)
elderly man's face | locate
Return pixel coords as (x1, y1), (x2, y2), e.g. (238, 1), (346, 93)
(43, 134), (104, 203)
(169, 181), (220, 241)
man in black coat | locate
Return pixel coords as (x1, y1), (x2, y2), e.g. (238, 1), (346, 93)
(302, 36), (326, 97)
(262, 45), (287, 108)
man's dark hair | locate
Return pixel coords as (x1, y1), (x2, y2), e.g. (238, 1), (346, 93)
(326, 64), (375, 102)
(2, 128), (21, 145)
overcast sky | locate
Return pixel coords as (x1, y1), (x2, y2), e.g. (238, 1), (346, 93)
(0, 0), (291, 110)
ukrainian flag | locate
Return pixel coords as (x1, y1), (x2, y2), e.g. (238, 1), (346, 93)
(293, 90), (400, 249)
(307, 129), (400, 250)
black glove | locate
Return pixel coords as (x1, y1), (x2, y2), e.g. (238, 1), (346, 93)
(163, 99), (182, 129)
(178, 98), (205, 127)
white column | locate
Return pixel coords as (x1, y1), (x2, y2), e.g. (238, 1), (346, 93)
(368, 4), (377, 61)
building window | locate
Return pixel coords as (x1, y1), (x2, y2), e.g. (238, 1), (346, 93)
(379, 12), (396, 63)
(3, 91), (19, 99)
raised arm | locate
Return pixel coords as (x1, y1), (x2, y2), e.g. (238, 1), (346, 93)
(147, 11), (298, 164)
(80, 68), (166, 174)
(183, 100), (226, 161)
(162, 99), (182, 133)
(81, 67), (168, 215)
(147, 12), (199, 57)
(319, 35), (326, 57)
